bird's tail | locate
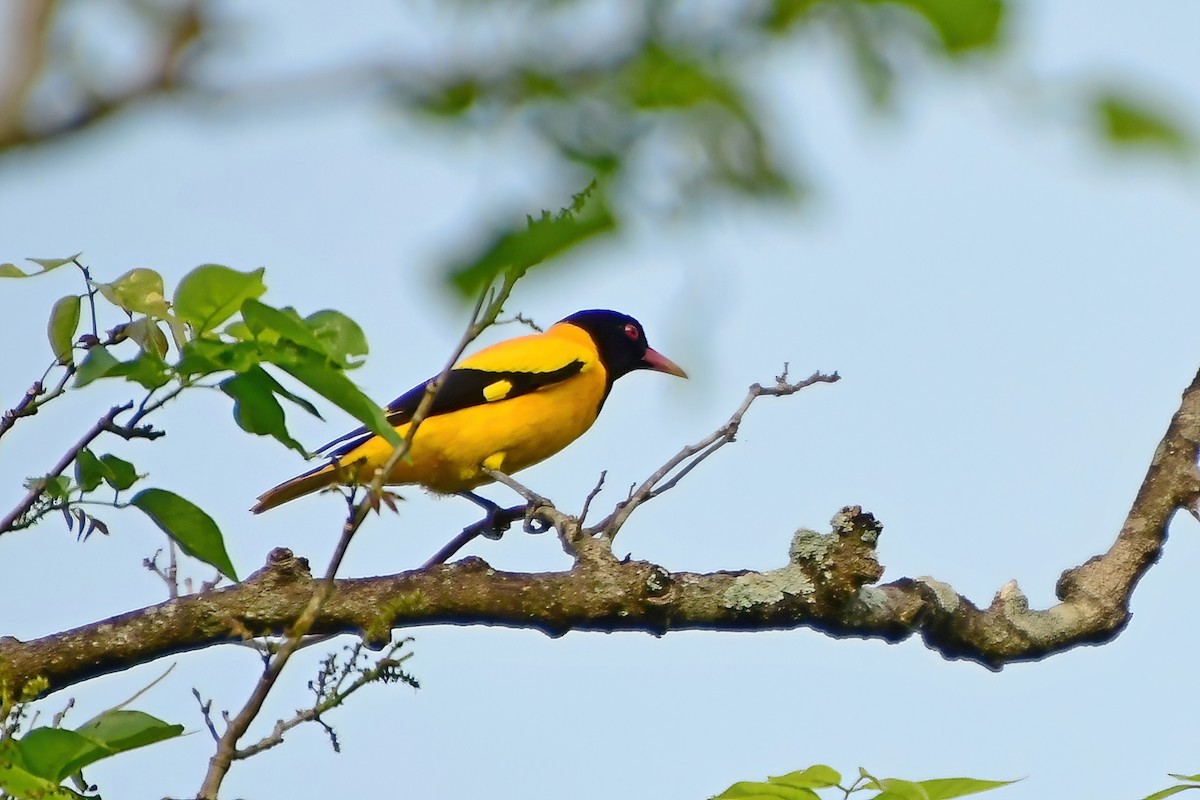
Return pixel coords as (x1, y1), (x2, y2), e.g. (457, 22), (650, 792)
(251, 462), (340, 514)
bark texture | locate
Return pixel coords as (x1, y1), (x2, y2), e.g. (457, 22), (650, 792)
(4, 363), (1199, 703)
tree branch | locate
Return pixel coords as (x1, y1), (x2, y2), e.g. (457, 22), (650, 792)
(5, 368), (1197, 700)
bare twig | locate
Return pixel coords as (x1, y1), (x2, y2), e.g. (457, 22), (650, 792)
(232, 639), (416, 760)
(592, 369), (840, 541)
(579, 471), (607, 525)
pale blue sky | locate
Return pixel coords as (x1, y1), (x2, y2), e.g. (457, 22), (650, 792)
(3, 2), (1200, 799)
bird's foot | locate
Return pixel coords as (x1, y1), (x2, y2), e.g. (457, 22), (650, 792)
(459, 492), (524, 540)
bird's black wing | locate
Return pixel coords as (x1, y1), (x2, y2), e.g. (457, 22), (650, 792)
(316, 362), (584, 459)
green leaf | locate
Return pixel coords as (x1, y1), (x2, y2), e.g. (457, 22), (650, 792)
(917, 777), (1017, 800)
(71, 709), (183, 761)
(769, 765), (842, 790)
(1094, 91), (1194, 156)
(37, 475), (72, 500)
(713, 780), (817, 799)
(73, 346), (120, 387)
(13, 728), (97, 782)
(875, 0), (1004, 53)
(241, 298), (327, 353)
(265, 346), (400, 448)
(0, 738), (87, 798)
(446, 181), (615, 297)
(252, 368), (322, 419)
(221, 368), (307, 455)
(1169, 775), (1200, 783)
(74, 449), (109, 493)
(1140, 787), (1200, 800)
(94, 268), (170, 317)
(176, 338), (261, 376)
(107, 350), (172, 390)
(131, 488), (238, 580)
(99, 453), (139, 490)
(874, 781), (930, 800)
(47, 295), (81, 364)
(306, 309), (369, 368)
(172, 264), (266, 336)
(0, 253), (80, 279)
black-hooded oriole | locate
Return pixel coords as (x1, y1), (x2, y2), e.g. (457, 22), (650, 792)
(250, 309), (686, 513)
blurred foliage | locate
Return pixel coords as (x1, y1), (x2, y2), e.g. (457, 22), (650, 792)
(1093, 90), (1195, 159)
(1, 0), (1192, 274)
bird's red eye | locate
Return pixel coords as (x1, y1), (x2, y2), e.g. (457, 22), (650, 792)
(623, 323), (639, 339)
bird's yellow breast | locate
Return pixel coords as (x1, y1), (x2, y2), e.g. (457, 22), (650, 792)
(340, 323), (609, 493)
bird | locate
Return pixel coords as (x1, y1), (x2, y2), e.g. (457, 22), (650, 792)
(250, 309), (687, 514)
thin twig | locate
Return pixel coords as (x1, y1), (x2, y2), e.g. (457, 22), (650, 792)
(579, 470), (607, 525)
(197, 273), (524, 799)
(592, 369), (840, 541)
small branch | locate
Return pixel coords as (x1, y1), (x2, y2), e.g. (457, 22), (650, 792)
(232, 639), (416, 760)
(579, 471), (607, 525)
(0, 402), (133, 533)
(593, 368), (840, 541)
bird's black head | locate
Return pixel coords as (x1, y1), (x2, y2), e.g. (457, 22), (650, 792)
(560, 309), (687, 382)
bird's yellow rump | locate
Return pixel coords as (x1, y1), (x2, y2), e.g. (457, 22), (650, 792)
(251, 309), (686, 513)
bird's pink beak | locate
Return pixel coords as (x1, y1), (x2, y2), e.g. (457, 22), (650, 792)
(641, 347), (688, 378)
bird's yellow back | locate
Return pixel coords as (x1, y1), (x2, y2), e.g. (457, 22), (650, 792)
(338, 322), (609, 492)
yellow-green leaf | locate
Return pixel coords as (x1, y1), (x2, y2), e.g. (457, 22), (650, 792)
(95, 268), (170, 317)
(47, 295), (81, 363)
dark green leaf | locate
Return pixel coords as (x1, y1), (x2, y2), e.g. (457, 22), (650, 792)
(252, 368), (322, 419)
(265, 346), (400, 447)
(221, 369), (307, 454)
(1094, 91), (1194, 156)
(0, 254), (80, 279)
(94, 268), (169, 317)
(74, 449), (109, 493)
(99, 454), (139, 490)
(241, 298), (327, 352)
(306, 309), (368, 368)
(446, 181), (616, 297)
(917, 777), (1017, 800)
(131, 488), (238, 580)
(47, 295), (81, 364)
(172, 264), (266, 335)
(176, 338), (261, 376)
(73, 346), (121, 387)
(769, 765), (842, 790)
